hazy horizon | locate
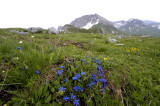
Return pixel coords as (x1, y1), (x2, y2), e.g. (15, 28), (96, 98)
(0, 0), (160, 29)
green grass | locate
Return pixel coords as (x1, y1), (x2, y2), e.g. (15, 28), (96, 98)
(0, 30), (160, 105)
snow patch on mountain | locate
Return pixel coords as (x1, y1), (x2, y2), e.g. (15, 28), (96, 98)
(128, 18), (134, 22)
(158, 25), (160, 29)
(114, 23), (123, 28)
(114, 21), (126, 28)
(82, 19), (99, 29)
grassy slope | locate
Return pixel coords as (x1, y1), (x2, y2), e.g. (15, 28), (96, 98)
(0, 31), (160, 105)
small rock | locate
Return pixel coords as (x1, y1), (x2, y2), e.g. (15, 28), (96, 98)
(115, 44), (124, 46)
(109, 39), (118, 43)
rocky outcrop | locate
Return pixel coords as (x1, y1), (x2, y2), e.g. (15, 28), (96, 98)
(9, 30), (29, 35)
(48, 27), (59, 34)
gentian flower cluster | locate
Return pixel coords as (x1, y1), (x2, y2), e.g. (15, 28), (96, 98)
(55, 58), (107, 105)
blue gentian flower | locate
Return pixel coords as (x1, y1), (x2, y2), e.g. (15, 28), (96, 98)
(91, 81), (95, 85)
(59, 87), (66, 92)
(102, 78), (106, 83)
(36, 70), (39, 75)
(17, 46), (21, 50)
(100, 73), (103, 77)
(80, 87), (83, 92)
(97, 71), (99, 74)
(102, 85), (106, 89)
(97, 66), (102, 71)
(22, 68), (26, 70)
(58, 70), (63, 76)
(89, 83), (92, 87)
(89, 80), (95, 87)
(71, 93), (76, 99)
(103, 83), (106, 87)
(92, 60), (94, 62)
(60, 66), (64, 68)
(72, 77), (78, 80)
(64, 78), (67, 83)
(98, 61), (100, 65)
(99, 79), (102, 82)
(63, 95), (69, 101)
(76, 73), (80, 78)
(101, 90), (104, 92)
(90, 77), (92, 80)
(96, 79), (99, 83)
(95, 59), (97, 63)
(74, 99), (79, 106)
(86, 62), (88, 65)
(92, 74), (96, 79)
(81, 72), (86, 75)
(86, 56), (88, 58)
(74, 85), (79, 91)
(76, 66), (78, 68)
(81, 59), (84, 62)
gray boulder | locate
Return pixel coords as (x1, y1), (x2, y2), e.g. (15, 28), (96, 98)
(28, 27), (44, 33)
(108, 39), (118, 43)
(48, 27), (59, 34)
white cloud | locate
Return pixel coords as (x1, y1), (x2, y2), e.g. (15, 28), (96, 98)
(0, 0), (160, 28)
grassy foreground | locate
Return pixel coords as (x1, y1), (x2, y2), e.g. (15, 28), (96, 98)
(0, 31), (160, 105)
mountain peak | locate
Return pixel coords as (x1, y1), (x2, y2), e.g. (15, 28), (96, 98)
(114, 18), (160, 37)
(70, 14), (112, 29)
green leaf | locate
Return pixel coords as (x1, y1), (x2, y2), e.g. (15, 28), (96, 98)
(34, 91), (38, 102)
(54, 80), (60, 89)
(45, 95), (51, 104)
(87, 100), (93, 105)
(38, 85), (43, 97)
(43, 83), (49, 94)
(51, 88), (55, 93)
(71, 65), (75, 72)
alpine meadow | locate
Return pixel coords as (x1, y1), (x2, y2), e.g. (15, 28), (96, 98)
(0, 25), (160, 106)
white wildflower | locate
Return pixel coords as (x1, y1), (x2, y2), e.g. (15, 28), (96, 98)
(19, 41), (23, 44)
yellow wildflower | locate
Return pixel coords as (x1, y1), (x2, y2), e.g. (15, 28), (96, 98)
(159, 62), (160, 64)
(104, 58), (107, 61)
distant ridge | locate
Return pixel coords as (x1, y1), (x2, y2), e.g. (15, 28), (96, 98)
(113, 19), (160, 37)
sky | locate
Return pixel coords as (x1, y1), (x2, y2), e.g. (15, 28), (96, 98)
(0, 0), (160, 29)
